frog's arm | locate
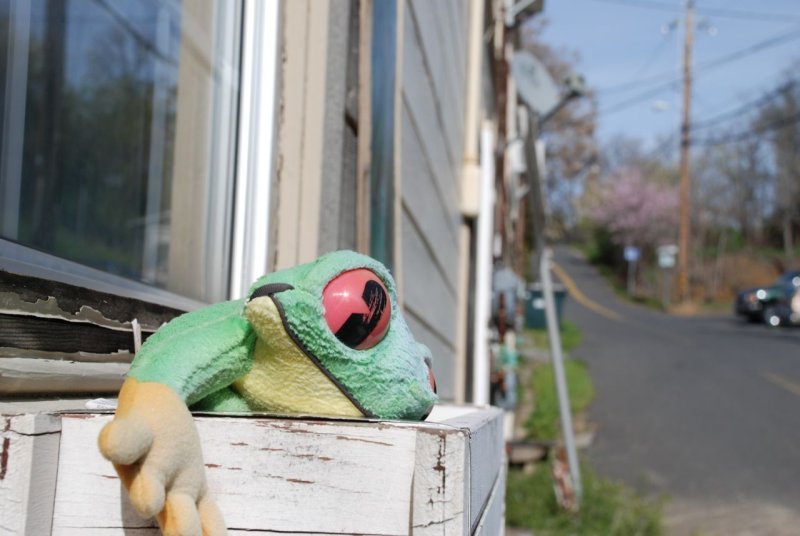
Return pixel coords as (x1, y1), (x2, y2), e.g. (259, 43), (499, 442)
(99, 299), (254, 536)
(128, 298), (256, 405)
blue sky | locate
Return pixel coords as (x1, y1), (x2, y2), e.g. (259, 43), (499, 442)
(539, 0), (800, 150)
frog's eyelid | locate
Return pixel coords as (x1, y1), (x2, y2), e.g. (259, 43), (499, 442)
(249, 283), (294, 301)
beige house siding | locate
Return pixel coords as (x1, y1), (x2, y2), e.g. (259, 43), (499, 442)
(273, 0), (473, 401)
(399, 0), (469, 401)
(272, 0), (358, 271)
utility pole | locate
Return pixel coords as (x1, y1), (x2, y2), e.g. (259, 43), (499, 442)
(677, 0), (694, 302)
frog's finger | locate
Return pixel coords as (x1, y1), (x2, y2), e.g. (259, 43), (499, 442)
(98, 416), (153, 465)
(157, 492), (202, 536)
(128, 467), (166, 519)
(197, 493), (227, 536)
(111, 462), (137, 490)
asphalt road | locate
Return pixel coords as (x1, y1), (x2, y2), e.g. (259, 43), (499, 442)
(553, 246), (800, 536)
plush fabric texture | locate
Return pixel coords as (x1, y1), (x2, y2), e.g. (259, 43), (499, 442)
(127, 250), (436, 420)
(248, 250), (437, 420)
(128, 299), (255, 406)
(103, 251), (434, 535)
(98, 378), (227, 536)
(234, 297), (362, 417)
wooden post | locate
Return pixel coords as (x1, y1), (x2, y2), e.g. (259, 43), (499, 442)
(0, 413), (61, 535)
(677, 0), (695, 302)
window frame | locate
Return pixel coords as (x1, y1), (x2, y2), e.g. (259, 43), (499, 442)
(0, 0), (281, 309)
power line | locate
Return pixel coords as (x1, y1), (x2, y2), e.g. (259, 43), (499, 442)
(597, 28), (800, 115)
(599, 26), (800, 96)
(697, 28), (800, 74)
(698, 6), (800, 24)
(586, 0), (800, 24)
(692, 81), (795, 130)
(585, 0), (677, 14)
(631, 32), (674, 80)
(599, 79), (680, 115)
(693, 110), (800, 146)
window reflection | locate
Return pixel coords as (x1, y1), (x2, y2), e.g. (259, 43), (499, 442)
(0, 0), (240, 303)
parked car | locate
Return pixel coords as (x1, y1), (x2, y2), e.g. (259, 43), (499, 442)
(734, 270), (800, 326)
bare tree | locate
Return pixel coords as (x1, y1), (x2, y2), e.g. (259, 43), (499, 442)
(756, 80), (800, 265)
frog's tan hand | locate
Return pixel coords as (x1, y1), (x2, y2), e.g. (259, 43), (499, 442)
(98, 378), (227, 536)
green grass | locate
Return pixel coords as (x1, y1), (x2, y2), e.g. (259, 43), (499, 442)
(506, 463), (665, 536)
(524, 321), (592, 441)
(527, 320), (583, 353)
(524, 359), (595, 441)
(514, 308), (665, 534)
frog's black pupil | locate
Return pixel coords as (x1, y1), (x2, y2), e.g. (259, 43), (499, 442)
(335, 280), (387, 348)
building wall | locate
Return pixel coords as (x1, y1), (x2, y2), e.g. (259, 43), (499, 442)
(0, 0), (484, 404)
(272, 0), (359, 271)
(271, 0), (474, 402)
(399, 0), (469, 401)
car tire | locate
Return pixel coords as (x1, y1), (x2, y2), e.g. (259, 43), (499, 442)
(763, 305), (782, 327)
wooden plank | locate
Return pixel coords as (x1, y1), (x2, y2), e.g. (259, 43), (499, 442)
(405, 0), (459, 163)
(407, 308), (457, 399)
(401, 214), (458, 339)
(0, 358), (127, 394)
(406, 0), (464, 170)
(338, 118), (359, 251)
(400, 105), (461, 264)
(411, 426), (469, 535)
(0, 399), (99, 414)
(0, 413), (61, 536)
(400, 8), (458, 185)
(0, 346), (134, 364)
(52, 414), (418, 535)
(444, 406), (505, 531)
(430, 0), (467, 112)
(317, 0), (352, 255)
(3, 405), (503, 534)
(473, 465), (507, 536)
(412, 405), (506, 535)
(343, 0), (360, 123)
(405, 308), (457, 401)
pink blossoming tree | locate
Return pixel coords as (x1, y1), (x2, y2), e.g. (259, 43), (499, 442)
(589, 167), (679, 249)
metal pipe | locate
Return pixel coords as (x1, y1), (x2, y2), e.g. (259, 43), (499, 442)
(473, 124), (496, 406)
(540, 247), (582, 501)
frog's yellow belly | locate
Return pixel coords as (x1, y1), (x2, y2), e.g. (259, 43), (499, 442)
(233, 297), (362, 417)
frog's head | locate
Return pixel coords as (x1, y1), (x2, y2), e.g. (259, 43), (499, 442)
(244, 251), (437, 421)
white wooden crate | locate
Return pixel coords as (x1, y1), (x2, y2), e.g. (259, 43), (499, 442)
(1, 405), (505, 535)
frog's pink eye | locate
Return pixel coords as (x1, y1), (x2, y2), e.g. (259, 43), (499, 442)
(323, 269), (391, 349)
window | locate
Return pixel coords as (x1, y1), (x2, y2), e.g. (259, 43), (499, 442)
(0, 0), (242, 305)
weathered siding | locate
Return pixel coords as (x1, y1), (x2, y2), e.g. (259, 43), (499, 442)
(400, 0), (469, 400)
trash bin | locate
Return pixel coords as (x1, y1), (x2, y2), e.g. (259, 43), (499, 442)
(525, 283), (567, 329)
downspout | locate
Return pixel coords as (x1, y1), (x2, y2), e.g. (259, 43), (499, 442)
(460, 0), (489, 405)
(473, 125), (496, 406)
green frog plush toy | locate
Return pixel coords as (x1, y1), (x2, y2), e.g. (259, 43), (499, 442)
(99, 250), (437, 536)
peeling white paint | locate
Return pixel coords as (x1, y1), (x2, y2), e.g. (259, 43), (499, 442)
(0, 405), (505, 534)
(0, 293), (158, 332)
